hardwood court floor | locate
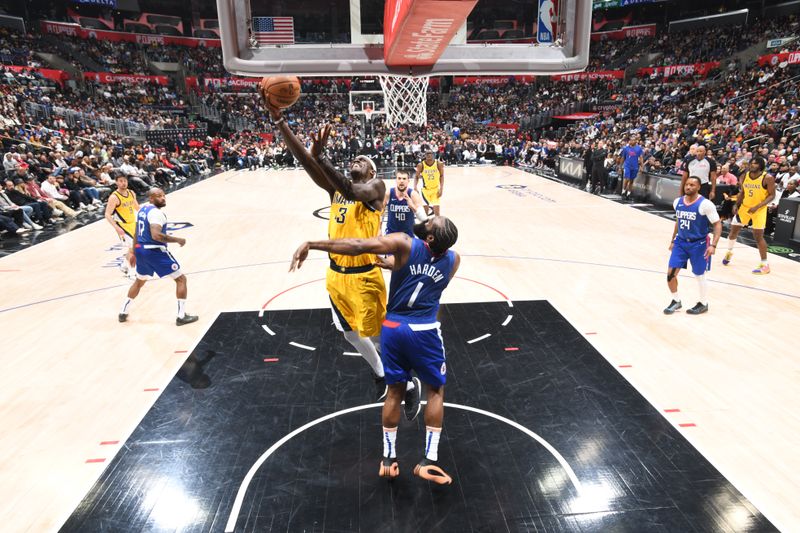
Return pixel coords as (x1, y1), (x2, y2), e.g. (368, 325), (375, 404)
(1, 166), (799, 532)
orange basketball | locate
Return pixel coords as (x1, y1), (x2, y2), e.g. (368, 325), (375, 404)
(259, 76), (301, 109)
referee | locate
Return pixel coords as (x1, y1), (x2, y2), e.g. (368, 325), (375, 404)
(680, 144), (718, 200)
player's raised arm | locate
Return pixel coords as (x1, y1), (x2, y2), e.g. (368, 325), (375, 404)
(263, 97), (335, 197)
(316, 154), (386, 210)
(290, 233), (412, 272)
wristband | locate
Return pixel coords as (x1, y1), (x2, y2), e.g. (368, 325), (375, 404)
(414, 206), (429, 223)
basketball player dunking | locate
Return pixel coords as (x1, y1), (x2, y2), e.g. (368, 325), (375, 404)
(384, 169), (428, 237)
(266, 102), (419, 409)
(104, 175), (139, 279)
(290, 216), (460, 485)
(721, 156), (776, 274)
(415, 151), (445, 215)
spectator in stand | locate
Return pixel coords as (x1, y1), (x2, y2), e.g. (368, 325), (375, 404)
(0, 212), (27, 236)
(717, 164), (738, 186)
(41, 174), (86, 213)
(0, 187), (42, 230)
(19, 174), (78, 218)
(4, 179), (54, 225)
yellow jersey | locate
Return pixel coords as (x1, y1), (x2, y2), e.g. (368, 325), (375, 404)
(328, 191), (382, 268)
(111, 189), (137, 238)
(420, 160), (441, 190)
(741, 171), (768, 209)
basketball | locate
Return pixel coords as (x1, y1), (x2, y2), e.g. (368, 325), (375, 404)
(259, 76), (301, 109)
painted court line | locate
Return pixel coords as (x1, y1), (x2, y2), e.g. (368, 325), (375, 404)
(467, 333), (491, 344)
(263, 358), (279, 363)
(343, 352), (360, 356)
(224, 401), (583, 532)
(99, 441), (119, 445)
(505, 347), (519, 352)
(502, 315), (513, 326)
(261, 324), (276, 336)
(289, 342), (315, 351)
(85, 458), (106, 464)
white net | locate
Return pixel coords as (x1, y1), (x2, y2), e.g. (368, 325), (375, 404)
(378, 75), (430, 127)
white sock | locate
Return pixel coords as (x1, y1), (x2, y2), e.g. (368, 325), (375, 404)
(383, 426), (397, 459)
(344, 331), (384, 377)
(670, 290), (680, 303)
(424, 426), (442, 462)
(120, 297), (133, 315)
(726, 237), (736, 251)
(177, 299), (186, 318)
(694, 275), (708, 305)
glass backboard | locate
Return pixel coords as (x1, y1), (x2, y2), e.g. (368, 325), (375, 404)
(216, 0), (591, 77)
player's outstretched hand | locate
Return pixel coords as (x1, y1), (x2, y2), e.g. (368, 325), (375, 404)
(375, 255), (395, 270)
(290, 242), (311, 272)
(311, 124), (331, 158)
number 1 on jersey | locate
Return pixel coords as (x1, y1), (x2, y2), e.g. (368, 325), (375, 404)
(407, 281), (424, 307)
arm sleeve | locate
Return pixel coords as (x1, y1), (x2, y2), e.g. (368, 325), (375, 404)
(699, 199), (720, 223)
(709, 158), (717, 172)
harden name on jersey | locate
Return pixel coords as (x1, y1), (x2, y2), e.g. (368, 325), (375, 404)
(408, 262), (445, 283)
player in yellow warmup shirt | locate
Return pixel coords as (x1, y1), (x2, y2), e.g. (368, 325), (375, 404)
(415, 151), (445, 216)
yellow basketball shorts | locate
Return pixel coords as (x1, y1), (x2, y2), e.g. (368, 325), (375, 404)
(421, 187), (440, 206)
(327, 266), (387, 337)
(734, 205), (767, 230)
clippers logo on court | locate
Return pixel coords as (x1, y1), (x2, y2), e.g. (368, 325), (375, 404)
(497, 184), (556, 203)
(537, 0), (557, 43)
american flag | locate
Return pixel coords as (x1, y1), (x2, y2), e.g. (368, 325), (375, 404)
(252, 16), (295, 45)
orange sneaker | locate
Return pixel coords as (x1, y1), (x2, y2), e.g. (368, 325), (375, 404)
(378, 458), (399, 479)
(413, 459), (452, 485)
(752, 264), (770, 275)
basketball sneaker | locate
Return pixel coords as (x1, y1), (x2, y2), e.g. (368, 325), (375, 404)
(118, 313), (128, 323)
(722, 250), (733, 265)
(404, 377), (422, 421)
(176, 314), (199, 326)
(378, 458), (399, 480)
(663, 300), (682, 315)
(374, 376), (387, 401)
(686, 302), (708, 315)
(752, 264), (770, 275)
(414, 458), (452, 485)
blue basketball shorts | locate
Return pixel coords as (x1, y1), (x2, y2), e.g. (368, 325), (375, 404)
(623, 165), (639, 180)
(668, 238), (710, 276)
(380, 319), (446, 388)
(134, 246), (182, 280)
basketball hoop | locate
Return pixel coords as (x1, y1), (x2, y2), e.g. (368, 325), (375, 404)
(364, 106), (374, 122)
(378, 75), (429, 127)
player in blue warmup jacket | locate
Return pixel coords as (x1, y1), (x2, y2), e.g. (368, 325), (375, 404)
(290, 216), (460, 486)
